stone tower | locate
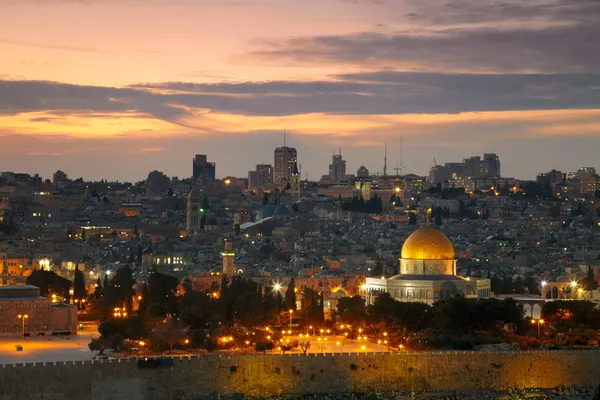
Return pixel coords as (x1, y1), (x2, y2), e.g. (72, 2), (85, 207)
(222, 240), (236, 277)
(291, 161), (300, 197)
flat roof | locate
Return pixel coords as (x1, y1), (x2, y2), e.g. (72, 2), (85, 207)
(0, 285), (39, 290)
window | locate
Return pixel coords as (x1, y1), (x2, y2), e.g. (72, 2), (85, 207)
(14, 325), (19, 332)
(2, 326), (6, 333)
(35, 325), (39, 331)
(24, 325), (28, 332)
(42, 324), (48, 330)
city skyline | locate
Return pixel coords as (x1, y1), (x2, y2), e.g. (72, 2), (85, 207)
(1, 0), (599, 181)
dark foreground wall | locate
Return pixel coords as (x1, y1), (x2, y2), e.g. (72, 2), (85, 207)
(1, 351), (600, 400)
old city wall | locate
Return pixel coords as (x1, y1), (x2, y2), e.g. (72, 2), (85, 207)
(1, 351), (600, 400)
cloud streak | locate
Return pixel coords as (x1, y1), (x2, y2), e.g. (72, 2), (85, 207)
(1, 72), (599, 125)
(249, 0), (600, 73)
(0, 38), (108, 53)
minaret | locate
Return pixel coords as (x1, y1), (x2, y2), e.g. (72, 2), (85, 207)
(222, 240), (236, 277)
(291, 161), (300, 197)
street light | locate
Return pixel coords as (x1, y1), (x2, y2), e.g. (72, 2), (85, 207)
(531, 318), (544, 340)
(541, 281), (547, 298)
(17, 314), (28, 338)
(113, 307), (127, 318)
(570, 281), (578, 299)
(288, 309), (293, 331)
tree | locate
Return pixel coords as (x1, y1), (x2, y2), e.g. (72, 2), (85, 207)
(434, 209), (443, 226)
(202, 197), (210, 211)
(336, 295), (366, 326)
(200, 214), (207, 231)
(110, 266), (136, 311)
(262, 193), (269, 205)
(299, 288), (324, 326)
(94, 277), (103, 299)
(26, 270), (71, 299)
(73, 266), (87, 301)
(582, 266), (599, 291)
(147, 272), (180, 317)
(408, 212), (417, 225)
(284, 278), (297, 311)
(133, 224), (139, 237)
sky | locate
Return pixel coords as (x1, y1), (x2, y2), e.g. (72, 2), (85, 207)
(0, 0), (599, 182)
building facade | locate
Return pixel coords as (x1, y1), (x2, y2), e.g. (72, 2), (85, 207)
(192, 154), (216, 184)
(0, 285), (77, 337)
(274, 146), (297, 185)
(329, 150), (346, 182)
(248, 164), (273, 190)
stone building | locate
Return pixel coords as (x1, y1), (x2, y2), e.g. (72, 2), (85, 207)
(0, 285), (77, 336)
(364, 226), (491, 304)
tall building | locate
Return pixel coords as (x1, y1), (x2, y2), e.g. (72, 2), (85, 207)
(248, 164), (273, 190)
(274, 146), (297, 185)
(537, 169), (565, 186)
(428, 153), (501, 184)
(329, 149), (346, 182)
(482, 153), (501, 178)
(146, 170), (171, 196)
(576, 167), (597, 178)
(192, 154), (216, 184)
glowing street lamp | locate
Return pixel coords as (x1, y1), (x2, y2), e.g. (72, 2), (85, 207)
(531, 318), (545, 340)
(288, 309), (293, 331)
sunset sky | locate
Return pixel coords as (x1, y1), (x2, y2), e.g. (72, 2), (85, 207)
(0, 0), (598, 182)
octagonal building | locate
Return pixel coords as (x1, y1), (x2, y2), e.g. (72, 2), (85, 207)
(364, 226), (491, 304)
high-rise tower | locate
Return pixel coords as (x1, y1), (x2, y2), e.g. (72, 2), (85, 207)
(274, 143), (297, 185)
(329, 149), (346, 182)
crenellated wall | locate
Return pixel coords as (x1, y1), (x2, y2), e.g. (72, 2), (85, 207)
(1, 351), (599, 400)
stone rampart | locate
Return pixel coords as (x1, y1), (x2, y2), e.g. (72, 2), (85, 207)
(1, 351), (599, 400)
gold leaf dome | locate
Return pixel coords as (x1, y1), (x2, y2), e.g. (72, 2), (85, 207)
(401, 226), (455, 260)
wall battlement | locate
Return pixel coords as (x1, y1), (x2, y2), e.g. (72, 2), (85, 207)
(1, 351), (599, 400)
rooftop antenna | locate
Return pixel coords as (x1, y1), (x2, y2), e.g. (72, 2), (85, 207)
(284, 129), (287, 147)
(394, 133), (405, 176)
(383, 142), (388, 177)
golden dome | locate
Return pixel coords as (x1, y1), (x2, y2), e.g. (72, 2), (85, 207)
(401, 226), (455, 260)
